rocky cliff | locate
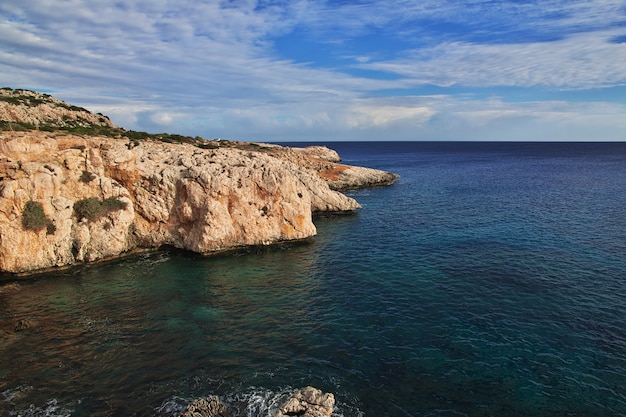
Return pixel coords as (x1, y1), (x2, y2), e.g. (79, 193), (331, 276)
(0, 88), (397, 275)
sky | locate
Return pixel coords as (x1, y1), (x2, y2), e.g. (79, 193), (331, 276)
(1, 0), (626, 142)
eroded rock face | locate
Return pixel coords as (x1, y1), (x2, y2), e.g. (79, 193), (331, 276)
(0, 132), (365, 274)
(179, 396), (231, 417)
(273, 386), (335, 417)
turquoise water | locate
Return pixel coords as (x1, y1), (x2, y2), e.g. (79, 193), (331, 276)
(1, 142), (626, 416)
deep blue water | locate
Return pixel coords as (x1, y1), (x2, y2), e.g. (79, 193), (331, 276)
(1, 142), (626, 417)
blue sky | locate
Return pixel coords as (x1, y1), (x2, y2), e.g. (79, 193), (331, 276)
(1, 0), (625, 141)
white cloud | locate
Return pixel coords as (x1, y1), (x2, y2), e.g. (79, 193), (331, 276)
(360, 30), (626, 89)
(1, 1), (625, 141)
(296, 0), (626, 42)
(344, 104), (436, 128)
(417, 97), (626, 141)
(150, 112), (174, 125)
(138, 94), (625, 142)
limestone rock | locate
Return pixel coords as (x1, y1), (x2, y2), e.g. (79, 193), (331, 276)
(179, 396), (231, 417)
(0, 131), (368, 274)
(292, 145), (342, 163)
(273, 386), (335, 417)
(0, 89), (397, 274)
(326, 165), (399, 191)
(266, 144), (398, 191)
(0, 88), (115, 130)
(180, 387), (334, 417)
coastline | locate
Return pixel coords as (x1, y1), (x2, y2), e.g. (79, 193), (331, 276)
(2, 141), (626, 417)
(0, 133), (397, 276)
(0, 88), (397, 275)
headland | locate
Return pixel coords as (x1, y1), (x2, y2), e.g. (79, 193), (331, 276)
(0, 88), (397, 275)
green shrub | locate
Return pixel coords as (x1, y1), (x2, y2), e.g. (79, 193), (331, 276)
(74, 197), (127, 222)
(79, 170), (97, 183)
(0, 121), (34, 131)
(73, 198), (101, 221)
(0, 93), (47, 107)
(124, 130), (151, 140)
(22, 200), (55, 234)
(0, 95), (22, 105)
(102, 197), (128, 212)
(22, 201), (47, 231)
(67, 105), (89, 112)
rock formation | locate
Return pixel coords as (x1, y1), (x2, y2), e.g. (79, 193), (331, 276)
(0, 88), (116, 131)
(179, 387), (335, 417)
(272, 386), (335, 417)
(0, 88), (397, 275)
(266, 145), (398, 191)
(180, 396), (231, 417)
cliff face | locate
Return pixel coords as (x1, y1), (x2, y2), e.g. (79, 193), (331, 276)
(0, 89), (397, 275)
(0, 132), (366, 274)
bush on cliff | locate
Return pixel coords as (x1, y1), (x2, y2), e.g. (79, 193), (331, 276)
(74, 197), (127, 222)
(22, 201), (56, 234)
(79, 170), (97, 183)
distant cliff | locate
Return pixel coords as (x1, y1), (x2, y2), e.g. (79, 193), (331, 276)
(0, 88), (397, 275)
(0, 87), (116, 132)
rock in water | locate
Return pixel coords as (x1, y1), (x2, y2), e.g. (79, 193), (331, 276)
(273, 386), (335, 417)
(179, 387), (335, 417)
(179, 396), (231, 417)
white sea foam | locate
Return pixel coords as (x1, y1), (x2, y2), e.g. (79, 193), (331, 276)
(7, 399), (73, 417)
(161, 386), (355, 417)
(155, 395), (192, 416)
(225, 386), (293, 417)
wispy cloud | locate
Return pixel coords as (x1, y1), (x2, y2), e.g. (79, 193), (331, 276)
(360, 30), (626, 89)
(1, 0), (625, 141)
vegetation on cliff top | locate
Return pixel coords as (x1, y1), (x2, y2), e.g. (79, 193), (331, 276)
(0, 87), (88, 112)
(1, 87), (272, 152)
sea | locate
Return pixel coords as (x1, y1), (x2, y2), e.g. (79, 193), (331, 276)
(1, 141), (626, 417)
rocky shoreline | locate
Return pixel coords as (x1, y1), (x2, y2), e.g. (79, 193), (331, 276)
(0, 88), (398, 275)
(180, 387), (335, 417)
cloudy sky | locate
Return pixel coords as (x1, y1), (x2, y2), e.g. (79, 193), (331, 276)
(2, 1), (626, 141)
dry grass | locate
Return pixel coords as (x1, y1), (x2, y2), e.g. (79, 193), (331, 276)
(318, 163), (349, 181)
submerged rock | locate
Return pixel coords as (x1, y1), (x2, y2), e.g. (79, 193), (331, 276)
(14, 318), (34, 332)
